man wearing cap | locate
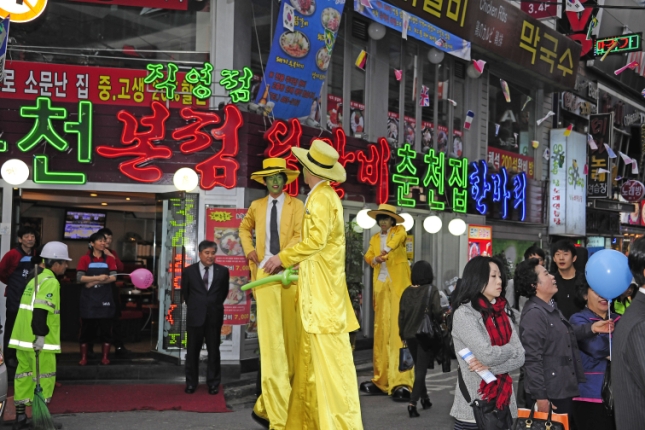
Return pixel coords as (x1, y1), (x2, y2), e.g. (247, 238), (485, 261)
(264, 140), (363, 429)
(9, 241), (72, 430)
(360, 204), (413, 400)
(239, 158), (304, 429)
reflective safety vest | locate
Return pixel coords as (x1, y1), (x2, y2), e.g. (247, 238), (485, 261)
(9, 268), (61, 353)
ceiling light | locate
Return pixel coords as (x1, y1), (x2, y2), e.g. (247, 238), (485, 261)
(355, 208), (376, 230)
(1, 159), (29, 185)
(423, 216), (442, 234)
(101, 202), (108, 206)
(90, 193), (98, 197)
(126, 197), (131, 201)
(173, 167), (199, 192)
(448, 218), (467, 236)
(400, 213), (414, 232)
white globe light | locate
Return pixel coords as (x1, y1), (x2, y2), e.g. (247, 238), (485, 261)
(428, 48), (445, 64)
(423, 216), (442, 234)
(173, 167), (199, 192)
(467, 64), (483, 79)
(368, 22), (386, 40)
(448, 218), (467, 236)
(1, 159), (29, 185)
(400, 213), (414, 232)
(355, 208), (376, 230)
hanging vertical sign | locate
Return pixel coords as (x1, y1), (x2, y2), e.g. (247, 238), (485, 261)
(254, 0), (345, 120)
(0, 15), (8, 80)
(588, 113), (613, 198)
(205, 208), (251, 326)
(467, 225), (492, 261)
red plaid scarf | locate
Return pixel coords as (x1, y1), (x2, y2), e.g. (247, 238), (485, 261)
(477, 296), (514, 410)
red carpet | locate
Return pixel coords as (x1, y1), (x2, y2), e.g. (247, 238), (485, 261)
(4, 384), (230, 418)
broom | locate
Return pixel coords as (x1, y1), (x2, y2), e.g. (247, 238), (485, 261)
(30, 260), (56, 430)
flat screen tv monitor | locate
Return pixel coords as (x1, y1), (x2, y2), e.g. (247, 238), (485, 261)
(63, 211), (107, 240)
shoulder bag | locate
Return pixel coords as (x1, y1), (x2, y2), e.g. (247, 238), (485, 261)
(458, 366), (513, 430)
(416, 285), (441, 351)
(514, 404), (567, 430)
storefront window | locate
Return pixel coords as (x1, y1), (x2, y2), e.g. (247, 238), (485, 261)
(421, 54), (436, 154)
(452, 70), (466, 158)
(326, 17), (345, 130)
(437, 61), (451, 154)
(8, 2), (207, 67)
(250, 0), (275, 80)
(349, 39), (367, 138)
(488, 74), (533, 157)
(403, 41), (418, 147)
(387, 33), (402, 148)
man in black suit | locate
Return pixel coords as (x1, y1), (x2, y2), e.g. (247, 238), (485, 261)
(182, 240), (229, 395)
(615, 236), (645, 429)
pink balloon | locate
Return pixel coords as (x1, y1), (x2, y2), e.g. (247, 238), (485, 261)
(131, 268), (153, 289)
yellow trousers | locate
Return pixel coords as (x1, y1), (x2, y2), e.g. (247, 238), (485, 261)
(371, 277), (414, 394)
(253, 269), (298, 429)
(286, 300), (363, 430)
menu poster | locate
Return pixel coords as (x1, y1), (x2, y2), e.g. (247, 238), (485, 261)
(468, 225), (493, 261)
(205, 208), (251, 327)
(255, 0), (345, 120)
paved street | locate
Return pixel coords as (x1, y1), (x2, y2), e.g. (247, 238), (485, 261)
(47, 361), (503, 430)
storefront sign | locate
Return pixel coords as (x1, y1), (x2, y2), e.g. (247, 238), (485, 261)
(384, 0), (581, 88)
(206, 208), (252, 326)
(0, 16), (8, 80)
(561, 0), (599, 58)
(487, 147), (534, 179)
(69, 0), (188, 10)
(0, 0), (47, 23)
(561, 91), (597, 118)
(594, 33), (642, 57)
(1, 60), (206, 107)
(620, 180), (645, 203)
(354, 1), (471, 60)
(255, 0), (345, 120)
(470, 160), (527, 221)
(549, 130), (587, 235)
(468, 225), (492, 261)
(588, 113), (613, 198)
(521, 1), (559, 20)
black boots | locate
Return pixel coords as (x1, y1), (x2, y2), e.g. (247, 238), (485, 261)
(408, 402), (420, 418)
(420, 397), (433, 409)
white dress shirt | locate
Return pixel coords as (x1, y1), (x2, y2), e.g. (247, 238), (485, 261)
(374, 228), (392, 282)
(260, 192), (286, 269)
(198, 261), (214, 290)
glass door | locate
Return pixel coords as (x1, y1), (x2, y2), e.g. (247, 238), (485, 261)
(155, 191), (199, 363)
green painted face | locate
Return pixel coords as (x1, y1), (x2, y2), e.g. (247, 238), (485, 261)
(265, 173), (286, 196)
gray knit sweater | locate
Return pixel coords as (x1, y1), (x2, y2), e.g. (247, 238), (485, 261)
(450, 302), (525, 422)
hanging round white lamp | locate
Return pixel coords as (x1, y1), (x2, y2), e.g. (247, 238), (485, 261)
(355, 208), (376, 230)
(428, 48), (445, 64)
(173, 167), (199, 192)
(1, 159), (29, 186)
(423, 215), (442, 234)
(368, 22), (386, 40)
(400, 213), (415, 232)
(448, 218), (467, 236)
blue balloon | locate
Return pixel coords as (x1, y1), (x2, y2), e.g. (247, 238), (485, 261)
(584, 249), (633, 300)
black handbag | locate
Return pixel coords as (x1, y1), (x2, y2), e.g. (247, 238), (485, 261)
(513, 404), (566, 430)
(458, 367), (513, 430)
(416, 286), (441, 350)
(399, 341), (414, 372)
(601, 360), (614, 416)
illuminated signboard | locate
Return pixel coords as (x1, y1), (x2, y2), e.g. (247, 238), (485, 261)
(145, 62), (252, 102)
(0, 0), (47, 23)
(594, 33), (642, 57)
(389, 144), (527, 220)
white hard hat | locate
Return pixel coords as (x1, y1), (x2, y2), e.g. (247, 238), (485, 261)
(40, 241), (72, 261)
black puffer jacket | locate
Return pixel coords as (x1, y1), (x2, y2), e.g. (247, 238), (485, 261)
(519, 296), (595, 400)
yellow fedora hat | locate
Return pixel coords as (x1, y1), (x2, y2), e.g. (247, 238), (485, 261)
(250, 158), (300, 185)
(291, 139), (346, 183)
(367, 204), (404, 224)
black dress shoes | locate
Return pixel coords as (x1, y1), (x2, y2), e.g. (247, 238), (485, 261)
(185, 385), (196, 394)
(208, 386), (219, 395)
(251, 411), (270, 428)
(391, 386), (411, 402)
(359, 381), (387, 395)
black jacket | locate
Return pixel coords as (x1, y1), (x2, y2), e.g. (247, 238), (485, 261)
(398, 284), (442, 340)
(519, 296), (594, 400)
(613, 291), (645, 430)
(181, 262), (229, 328)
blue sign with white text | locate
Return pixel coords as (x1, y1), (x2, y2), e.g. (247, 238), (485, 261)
(254, 0), (345, 121)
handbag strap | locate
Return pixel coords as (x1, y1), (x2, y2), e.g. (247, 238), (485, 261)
(457, 366), (472, 404)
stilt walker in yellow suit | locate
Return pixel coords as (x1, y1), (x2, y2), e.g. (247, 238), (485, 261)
(360, 204), (413, 401)
(239, 158), (304, 430)
(264, 140), (363, 430)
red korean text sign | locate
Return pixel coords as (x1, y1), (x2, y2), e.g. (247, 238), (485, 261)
(467, 225), (493, 261)
(0, 60), (206, 108)
(206, 208), (251, 325)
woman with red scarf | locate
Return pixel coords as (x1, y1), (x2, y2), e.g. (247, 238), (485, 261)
(450, 256), (525, 430)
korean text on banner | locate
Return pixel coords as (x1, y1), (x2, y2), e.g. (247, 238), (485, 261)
(354, 0), (471, 61)
(254, 0), (345, 120)
(0, 16), (9, 81)
(206, 208), (252, 326)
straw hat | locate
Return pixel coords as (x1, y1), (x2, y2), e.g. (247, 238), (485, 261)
(250, 158), (300, 185)
(291, 139), (346, 183)
(367, 204), (404, 224)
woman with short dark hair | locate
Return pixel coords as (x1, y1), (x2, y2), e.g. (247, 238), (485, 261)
(450, 256), (525, 430)
(515, 258), (614, 424)
(398, 260), (442, 417)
